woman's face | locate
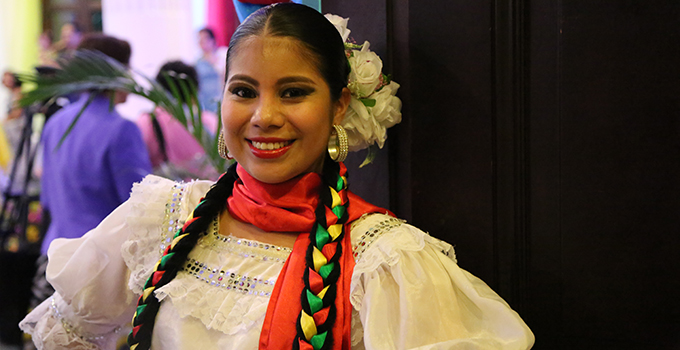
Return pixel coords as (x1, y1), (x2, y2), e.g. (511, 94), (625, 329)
(221, 35), (349, 184)
(2, 72), (15, 89)
(199, 31), (216, 53)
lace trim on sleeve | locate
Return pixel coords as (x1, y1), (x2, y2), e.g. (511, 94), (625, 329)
(121, 175), (191, 294)
(350, 215), (405, 262)
(48, 296), (124, 344)
(20, 294), (124, 350)
(349, 214), (456, 310)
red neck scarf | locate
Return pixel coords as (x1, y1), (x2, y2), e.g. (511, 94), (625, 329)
(226, 164), (389, 350)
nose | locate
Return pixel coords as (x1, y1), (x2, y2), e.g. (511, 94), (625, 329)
(251, 94), (284, 129)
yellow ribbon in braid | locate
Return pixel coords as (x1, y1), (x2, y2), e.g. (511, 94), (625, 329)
(297, 170), (349, 350)
(300, 311), (317, 340)
(330, 186), (342, 208)
(312, 247), (328, 271)
(299, 284), (330, 340)
(139, 258), (165, 304)
(327, 224), (342, 240)
(171, 234), (189, 249)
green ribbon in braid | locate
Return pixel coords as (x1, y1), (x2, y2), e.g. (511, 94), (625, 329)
(127, 163), (238, 350)
(294, 160), (349, 350)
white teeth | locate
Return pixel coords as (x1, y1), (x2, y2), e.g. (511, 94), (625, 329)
(251, 141), (291, 150)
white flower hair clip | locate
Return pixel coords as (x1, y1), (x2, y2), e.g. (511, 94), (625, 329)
(325, 14), (402, 165)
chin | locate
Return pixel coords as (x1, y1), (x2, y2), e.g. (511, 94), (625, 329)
(235, 150), (326, 184)
(239, 163), (302, 185)
(252, 171), (297, 184)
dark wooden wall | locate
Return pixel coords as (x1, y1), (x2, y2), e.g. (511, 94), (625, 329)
(325, 0), (680, 349)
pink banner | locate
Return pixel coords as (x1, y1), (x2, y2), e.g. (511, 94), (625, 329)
(207, 0), (239, 46)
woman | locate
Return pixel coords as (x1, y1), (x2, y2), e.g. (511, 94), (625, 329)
(195, 28), (228, 113)
(20, 4), (534, 349)
(1, 71), (39, 196)
(137, 61), (219, 181)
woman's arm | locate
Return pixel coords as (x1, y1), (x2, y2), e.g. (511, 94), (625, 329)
(21, 175), (186, 349)
(21, 200), (138, 349)
(351, 216), (534, 350)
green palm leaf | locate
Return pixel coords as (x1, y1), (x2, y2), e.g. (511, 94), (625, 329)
(18, 50), (228, 174)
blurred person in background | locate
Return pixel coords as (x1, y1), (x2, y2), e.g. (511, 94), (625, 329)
(37, 31), (57, 68)
(136, 60), (219, 181)
(52, 23), (82, 61)
(2, 71), (23, 122)
(195, 27), (227, 113)
(31, 34), (152, 309)
(1, 71), (26, 194)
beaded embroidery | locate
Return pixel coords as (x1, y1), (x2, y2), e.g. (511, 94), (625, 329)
(160, 183), (188, 255)
(50, 296), (122, 342)
(352, 216), (404, 262)
(197, 216), (292, 263)
(180, 258), (278, 296)
(181, 216), (293, 296)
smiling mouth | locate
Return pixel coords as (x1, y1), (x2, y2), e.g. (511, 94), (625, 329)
(250, 140), (293, 150)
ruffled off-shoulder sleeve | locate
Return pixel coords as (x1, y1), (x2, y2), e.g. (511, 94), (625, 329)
(350, 214), (535, 350)
(19, 175), (199, 349)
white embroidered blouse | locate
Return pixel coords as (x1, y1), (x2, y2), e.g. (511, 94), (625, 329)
(20, 175), (534, 350)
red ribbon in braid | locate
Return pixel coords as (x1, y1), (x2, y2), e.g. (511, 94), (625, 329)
(226, 164), (390, 349)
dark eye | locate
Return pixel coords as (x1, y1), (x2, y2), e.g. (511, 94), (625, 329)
(230, 86), (256, 99)
(282, 88), (311, 99)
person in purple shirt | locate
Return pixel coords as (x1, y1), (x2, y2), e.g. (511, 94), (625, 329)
(33, 34), (151, 307)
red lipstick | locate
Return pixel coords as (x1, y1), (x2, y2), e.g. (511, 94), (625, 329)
(248, 138), (294, 159)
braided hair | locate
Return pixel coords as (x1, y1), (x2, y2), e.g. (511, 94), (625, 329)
(128, 4), (352, 348)
(295, 158), (349, 350)
(127, 157), (350, 349)
(127, 162), (238, 350)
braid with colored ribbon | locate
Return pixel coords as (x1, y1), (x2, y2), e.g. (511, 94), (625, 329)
(294, 159), (349, 350)
(127, 163), (239, 350)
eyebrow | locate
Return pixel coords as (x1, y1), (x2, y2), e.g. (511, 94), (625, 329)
(228, 74), (258, 86)
(227, 75), (316, 86)
(277, 76), (316, 85)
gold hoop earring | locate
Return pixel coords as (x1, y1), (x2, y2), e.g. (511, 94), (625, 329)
(218, 130), (232, 160)
(328, 124), (348, 162)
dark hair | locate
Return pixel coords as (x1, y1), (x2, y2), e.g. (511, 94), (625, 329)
(127, 7), (353, 350)
(226, 3), (349, 101)
(13, 73), (22, 88)
(128, 164), (238, 350)
(199, 27), (216, 41)
(156, 61), (200, 103)
(127, 156), (349, 350)
(77, 34), (131, 65)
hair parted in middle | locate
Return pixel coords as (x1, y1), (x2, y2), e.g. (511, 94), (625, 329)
(128, 5), (355, 350)
(226, 3), (350, 101)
